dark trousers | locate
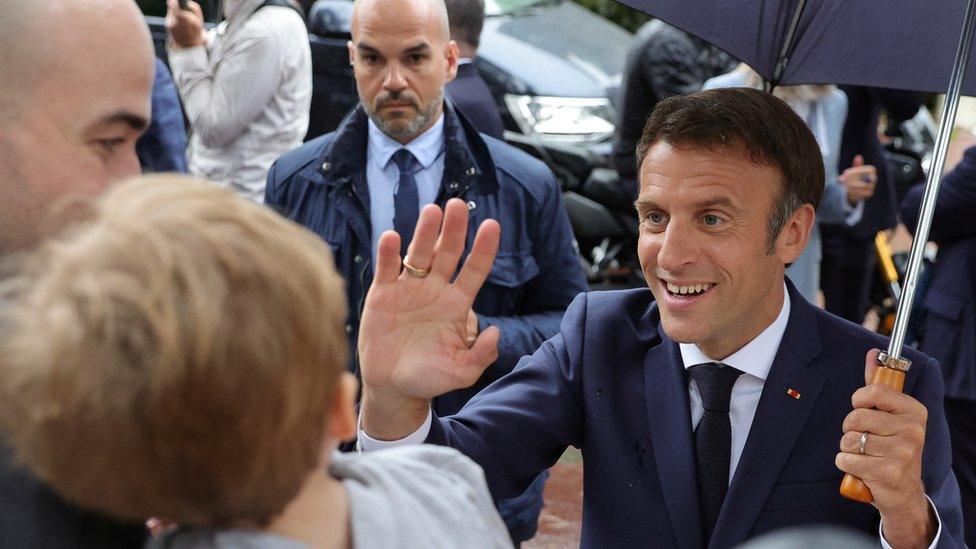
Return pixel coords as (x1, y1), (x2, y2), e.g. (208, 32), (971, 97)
(821, 227), (876, 323)
(945, 398), (976, 549)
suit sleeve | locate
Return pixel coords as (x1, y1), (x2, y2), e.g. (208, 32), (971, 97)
(901, 145), (976, 242)
(476, 172), (589, 377)
(910, 356), (967, 548)
(428, 293), (589, 500)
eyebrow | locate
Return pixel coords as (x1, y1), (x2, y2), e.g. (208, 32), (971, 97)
(403, 42), (431, 55)
(94, 112), (150, 132)
(356, 41), (431, 56)
(633, 196), (743, 212)
(693, 196), (741, 212)
(357, 42), (380, 55)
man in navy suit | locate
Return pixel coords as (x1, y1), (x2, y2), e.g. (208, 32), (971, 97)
(443, 0), (505, 140)
(355, 88), (965, 548)
(902, 145), (976, 548)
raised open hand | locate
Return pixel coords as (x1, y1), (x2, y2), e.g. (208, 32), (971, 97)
(358, 199), (500, 438)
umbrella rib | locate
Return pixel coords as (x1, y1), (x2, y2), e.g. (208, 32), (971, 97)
(769, 0), (807, 89)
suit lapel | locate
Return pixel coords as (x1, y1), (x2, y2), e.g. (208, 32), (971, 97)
(709, 285), (826, 547)
(645, 336), (705, 549)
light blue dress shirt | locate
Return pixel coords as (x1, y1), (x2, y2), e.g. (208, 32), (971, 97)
(366, 115), (446, 261)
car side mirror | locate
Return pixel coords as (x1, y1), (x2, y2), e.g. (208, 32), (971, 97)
(308, 0), (353, 38)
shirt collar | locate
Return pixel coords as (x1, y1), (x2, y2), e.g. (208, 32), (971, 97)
(367, 113), (446, 171)
(678, 283), (791, 381)
(458, 58), (473, 65)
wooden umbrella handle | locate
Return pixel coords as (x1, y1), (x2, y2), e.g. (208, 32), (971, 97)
(839, 365), (907, 503)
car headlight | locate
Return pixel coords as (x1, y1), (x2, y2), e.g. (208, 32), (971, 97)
(505, 95), (615, 144)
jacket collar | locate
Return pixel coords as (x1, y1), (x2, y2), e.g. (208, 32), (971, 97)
(310, 100), (499, 197)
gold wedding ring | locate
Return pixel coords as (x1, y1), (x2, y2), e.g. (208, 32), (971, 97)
(402, 257), (430, 278)
(858, 432), (869, 455)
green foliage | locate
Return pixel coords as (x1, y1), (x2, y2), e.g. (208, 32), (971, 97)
(571, 0), (650, 33)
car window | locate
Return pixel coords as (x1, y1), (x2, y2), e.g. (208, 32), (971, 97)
(485, 0), (560, 16)
(136, 0), (220, 22)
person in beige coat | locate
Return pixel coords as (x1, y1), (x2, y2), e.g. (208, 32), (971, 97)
(166, 0), (311, 202)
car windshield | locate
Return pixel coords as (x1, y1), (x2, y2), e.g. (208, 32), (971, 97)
(485, 0), (560, 16)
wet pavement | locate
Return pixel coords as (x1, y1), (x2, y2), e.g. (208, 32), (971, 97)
(525, 449), (583, 548)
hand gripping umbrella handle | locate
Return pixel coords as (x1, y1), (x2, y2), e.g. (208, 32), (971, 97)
(839, 352), (911, 503)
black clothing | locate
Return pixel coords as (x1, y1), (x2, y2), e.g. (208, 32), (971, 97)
(612, 20), (737, 181)
(445, 63), (505, 141)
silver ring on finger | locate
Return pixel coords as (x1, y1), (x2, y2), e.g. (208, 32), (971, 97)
(858, 431), (869, 455)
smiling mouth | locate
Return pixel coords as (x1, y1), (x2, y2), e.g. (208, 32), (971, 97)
(664, 281), (715, 298)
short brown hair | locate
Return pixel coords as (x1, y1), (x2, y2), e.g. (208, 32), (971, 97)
(636, 87), (825, 250)
(445, 0), (485, 49)
(0, 175), (348, 527)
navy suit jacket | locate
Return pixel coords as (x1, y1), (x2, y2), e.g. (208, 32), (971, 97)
(427, 282), (966, 548)
(445, 63), (505, 141)
(902, 145), (976, 401)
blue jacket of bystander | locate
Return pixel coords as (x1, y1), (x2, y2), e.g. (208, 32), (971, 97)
(264, 101), (587, 414)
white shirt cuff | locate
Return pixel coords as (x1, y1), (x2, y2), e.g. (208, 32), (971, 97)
(357, 408), (433, 452)
(878, 494), (942, 549)
(845, 199), (865, 226)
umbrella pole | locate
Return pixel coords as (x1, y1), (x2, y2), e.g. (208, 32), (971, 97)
(840, 0), (976, 503)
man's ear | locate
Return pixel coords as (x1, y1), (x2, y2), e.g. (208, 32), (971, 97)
(445, 40), (459, 83)
(774, 203), (815, 264)
(347, 40), (355, 66)
(327, 372), (359, 442)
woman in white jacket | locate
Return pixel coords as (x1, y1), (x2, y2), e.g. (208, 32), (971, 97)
(166, 0), (312, 203)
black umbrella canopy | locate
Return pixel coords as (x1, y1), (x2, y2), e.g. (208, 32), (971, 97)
(615, 0), (976, 94)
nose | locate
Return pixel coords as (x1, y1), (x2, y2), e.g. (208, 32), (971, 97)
(655, 222), (698, 273)
(383, 63), (408, 92)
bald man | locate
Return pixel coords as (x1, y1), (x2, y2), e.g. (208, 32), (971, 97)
(0, 0), (153, 545)
(265, 0), (587, 542)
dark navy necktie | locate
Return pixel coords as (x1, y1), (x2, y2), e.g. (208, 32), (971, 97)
(689, 362), (743, 545)
(392, 149), (420, 258)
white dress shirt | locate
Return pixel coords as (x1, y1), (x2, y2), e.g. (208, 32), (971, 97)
(366, 115), (446, 262)
(358, 283), (941, 546)
(679, 284), (791, 484)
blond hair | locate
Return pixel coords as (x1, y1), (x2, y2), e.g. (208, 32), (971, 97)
(0, 175), (348, 526)
(734, 63), (836, 103)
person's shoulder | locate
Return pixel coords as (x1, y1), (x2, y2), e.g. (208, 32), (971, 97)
(482, 136), (558, 196)
(246, 6), (307, 42)
(809, 305), (932, 367)
(702, 70), (746, 90)
(270, 133), (333, 183)
(334, 447), (512, 548)
(335, 445), (485, 485)
(820, 88), (849, 116)
(563, 288), (659, 334)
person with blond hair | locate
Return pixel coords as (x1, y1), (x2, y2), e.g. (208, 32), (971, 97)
(0, 175), (511, 549)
